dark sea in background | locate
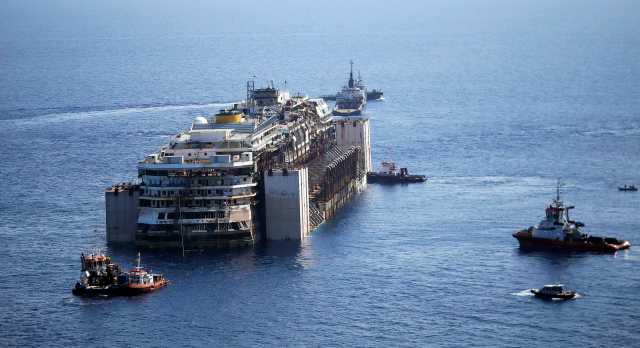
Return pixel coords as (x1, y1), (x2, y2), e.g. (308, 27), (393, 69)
(1, 0), (640, 346)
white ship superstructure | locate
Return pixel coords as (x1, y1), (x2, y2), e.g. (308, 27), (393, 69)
(133, 86), (333, 248)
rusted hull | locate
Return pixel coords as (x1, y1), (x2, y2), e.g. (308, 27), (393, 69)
(513, 231), (631, 253)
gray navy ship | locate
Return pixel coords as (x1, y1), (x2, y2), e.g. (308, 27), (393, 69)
(333, 61), (367, 116)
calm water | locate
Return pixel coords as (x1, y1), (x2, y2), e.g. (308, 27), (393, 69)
(2, 1), (640, 346)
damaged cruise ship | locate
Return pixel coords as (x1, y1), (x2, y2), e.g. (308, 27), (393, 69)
(106, 81), (371, 248)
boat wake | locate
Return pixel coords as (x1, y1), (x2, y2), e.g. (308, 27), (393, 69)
(2, 101), (236, 126)
(511, 289), (535, 297)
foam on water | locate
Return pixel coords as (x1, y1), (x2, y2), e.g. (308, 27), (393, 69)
(2, 102), (235, 126)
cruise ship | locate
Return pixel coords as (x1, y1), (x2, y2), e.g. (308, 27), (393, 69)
(133, 85), (330, 248)
(106, 80), (371, 249)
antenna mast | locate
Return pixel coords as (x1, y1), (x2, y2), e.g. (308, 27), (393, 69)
(348, 60), (355, 88)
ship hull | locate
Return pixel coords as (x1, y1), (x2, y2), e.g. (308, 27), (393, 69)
(72, 282), (168, 297)
(72, 283), (121, 297)
(333, 108), (362, 116)
(513, 230), (631, 252)
(531, 289), (576, 300)
(323, 92), (383, 101)
(367, 172), (426, 184)
(120, 280), (168, 296)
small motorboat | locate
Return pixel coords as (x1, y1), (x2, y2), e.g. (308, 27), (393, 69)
(531, 284), (576, 300)
(618, 185), (638, 192)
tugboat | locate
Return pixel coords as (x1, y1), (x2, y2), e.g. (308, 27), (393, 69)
(72, 252), (123, 296)
(512, 184), (631, 252)
(367, 161), (426, 183)
(531, 284), (576, 300)
(618, 184), (638, 192)
(333, 61), (366, 116)
(366, 89), (384, 101)
(119, 253), (168, 296)
(355, 71), (384, 101)
(72, 252), (168, 297)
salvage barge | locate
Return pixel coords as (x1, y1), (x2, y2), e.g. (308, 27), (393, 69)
(105, 81), (372, 248)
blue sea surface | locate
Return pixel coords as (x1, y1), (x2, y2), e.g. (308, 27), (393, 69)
(1, 0), (640, 346)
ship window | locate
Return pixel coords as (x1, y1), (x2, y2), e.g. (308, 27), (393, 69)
(353, 122), (356, 127)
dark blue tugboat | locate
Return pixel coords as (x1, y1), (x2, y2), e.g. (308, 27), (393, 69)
(367, 161), (426, 184)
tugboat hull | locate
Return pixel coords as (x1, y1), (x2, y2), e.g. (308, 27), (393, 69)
(72, 283), (121, 297)
(120, 280), (169, 296)
(367, 173), (426, 184)
(513, 230), (631, 252)
(73, 281), (169, 297)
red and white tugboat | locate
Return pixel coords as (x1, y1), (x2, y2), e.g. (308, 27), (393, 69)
(513, 185), (631, 252)
(120, 253), (168, 296)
